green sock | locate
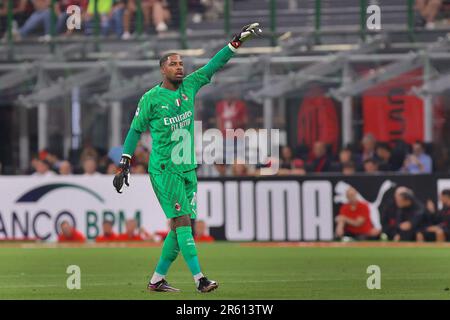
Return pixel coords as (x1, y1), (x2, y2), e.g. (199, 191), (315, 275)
(155, 230), (179, 276)
(176, 226), (201, 276)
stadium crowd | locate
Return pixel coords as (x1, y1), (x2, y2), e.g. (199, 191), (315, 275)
(57, 218), (215, 243)
(1, 0), (449, 40)
(335, 186), (450, 243)
(25, 132), (446, 177)
(0, 0), (224, 40)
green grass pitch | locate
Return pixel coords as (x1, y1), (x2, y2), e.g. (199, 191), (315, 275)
(1, 242), (450, 299)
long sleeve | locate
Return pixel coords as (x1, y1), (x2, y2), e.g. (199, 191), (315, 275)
(122, 128), (141, 158)
(197, 44), (236, 81)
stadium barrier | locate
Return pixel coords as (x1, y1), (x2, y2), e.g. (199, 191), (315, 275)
(0, 174), (449, 242)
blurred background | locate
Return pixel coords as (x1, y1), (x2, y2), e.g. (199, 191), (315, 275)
(1, 1), (450, 243)
(1, 0), (450, 177)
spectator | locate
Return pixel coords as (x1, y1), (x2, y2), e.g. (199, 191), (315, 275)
(213, 163), (230, 176)
(375, 142), (394, 171)
(131, 162), (147, 174)
(278, 146), (302, 175)
(342, 161), (357, 175)
(361, 133), (376, 162)
(291, 159), (306, 175)
(106, 161), (119, 174)
(401, 141), (433, 174)
(85, 0), (124, 38)
(390, 139), (409, 171)
(82, 157), (101, 175)
(307, 141), (331, 173)
(335, 187), (380, 240)
(331, 147), (360, 172)
(232, 162), (248, 176)
(122, 0), (170, 39)
(389, 188), (425, 241)
(117, 219), (153, 241)
(201, 0), (224, 22)
(194, 220), (215, 242)
(363, 158), (379, 174)
(40, 149), (63, 172)
(419, 189), (450, 242)
(433, 145), (450, 173)
(280, 146), (294, 170)
(32, 159), (56, 176)
(133, 142), (150, 165)
(95, 220), (118, 242)
(17, 0), (53, 41)
(58, 221), (86, 243)
(415, 0), (443, 29)
(58, 160), (73, 175)
(189, 0), (206, 24)
(79, 140), (99, 165)
(0, 0), (27, 39)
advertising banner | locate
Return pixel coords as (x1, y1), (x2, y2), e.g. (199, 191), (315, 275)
(0, 175), (448, 242)
(362, 69), (424, 143)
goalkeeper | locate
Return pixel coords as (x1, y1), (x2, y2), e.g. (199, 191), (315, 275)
(113, 23), (262, 293)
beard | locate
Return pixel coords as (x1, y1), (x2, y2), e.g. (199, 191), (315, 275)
(169, 77), (183, 85)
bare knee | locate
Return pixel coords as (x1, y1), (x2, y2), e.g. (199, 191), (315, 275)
(171, 215), (191, 231)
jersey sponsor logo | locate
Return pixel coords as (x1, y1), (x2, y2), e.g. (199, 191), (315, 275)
(163, 110), (193, 126)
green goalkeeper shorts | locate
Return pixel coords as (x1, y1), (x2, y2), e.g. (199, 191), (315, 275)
(149, 169), (197, 219)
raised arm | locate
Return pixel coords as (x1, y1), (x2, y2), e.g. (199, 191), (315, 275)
(197, 23), (262, 81)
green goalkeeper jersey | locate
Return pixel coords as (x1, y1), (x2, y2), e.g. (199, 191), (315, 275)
(128, 44), (236, 174)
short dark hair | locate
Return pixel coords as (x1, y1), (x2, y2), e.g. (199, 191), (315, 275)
(376, 142), (391, 152)
(60, 220), (70, 228)
(414, 140), (426, 149)
(364, 158), (378, 166)
(103, 220), (113, 226)
(441, 189), (450, 197)
(399, 191), (414, 202)
(159, 52), (179, 67)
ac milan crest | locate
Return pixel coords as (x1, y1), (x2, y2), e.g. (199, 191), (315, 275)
(182, 93), (188, 101)
(175, 202), (181, 211)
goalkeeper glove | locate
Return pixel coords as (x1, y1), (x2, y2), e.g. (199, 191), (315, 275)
(113, 155), (131, 193)
(229, 22), (262, 49)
